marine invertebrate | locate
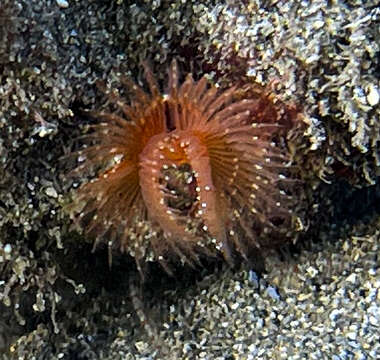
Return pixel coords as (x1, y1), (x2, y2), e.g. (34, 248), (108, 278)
(66, 60), (299, 274)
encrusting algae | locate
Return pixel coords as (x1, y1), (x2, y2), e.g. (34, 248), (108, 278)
(65, 60), (302, 275)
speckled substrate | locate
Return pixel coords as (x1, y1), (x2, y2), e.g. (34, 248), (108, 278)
(0, 0), (379, 359)
(107, 217), (380, 360)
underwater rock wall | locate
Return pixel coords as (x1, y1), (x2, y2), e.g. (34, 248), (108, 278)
(0, 0), (379, 359)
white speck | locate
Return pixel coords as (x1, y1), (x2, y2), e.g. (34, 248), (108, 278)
(267, 286), (280, 301)
(329, 308), (342, 321)
(45, 187), (58, 198)
(230, 302), (239, 310)
(306, 266), (318, 278)
(56, 0), (69, 8)
(346, 273), (358, 284)
(4, 244), (12, 254)
(305, 54), (320, 64)
(366, 84), (379, 106)
(368, 268), (376, 276)
(248, 270), (259, 286)
(369, 315), (378, 326)
(113, 154), (123, 163)
(313, 20), (324, 30)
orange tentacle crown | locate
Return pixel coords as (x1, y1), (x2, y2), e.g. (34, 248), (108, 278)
(66, 60), (299, 274)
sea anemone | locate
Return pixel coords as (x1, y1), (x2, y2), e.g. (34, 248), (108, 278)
(66, 60), (299, 274)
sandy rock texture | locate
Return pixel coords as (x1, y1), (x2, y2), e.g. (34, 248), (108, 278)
(0, 0), (379, 359)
